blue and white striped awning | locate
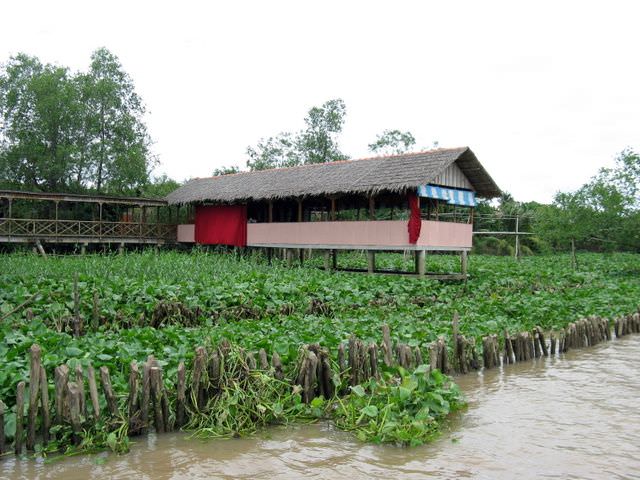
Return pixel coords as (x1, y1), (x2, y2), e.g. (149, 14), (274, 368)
(417, 185), (476, 207)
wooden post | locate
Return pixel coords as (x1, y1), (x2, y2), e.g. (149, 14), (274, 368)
(452, 312), (460, 370)
(87, 364), (100, 419)
(54, 201), (59, 238)
(330, 197), (336, 221)
(514, 215), (520, 260)
(415, 250), (426, 277)
(323, 250), (331, 271)
(127, 361), (140, 434)
(27, 344), (41, 451)
(368, 195), (375, 220)
(381, 324), (393, 366)
(98, 202), (103, 239)
(74, 364), (86, 416)
(100, 366), (118, 417)
(149, 367), (165, 433)
(141, 360), (151, 434)
(297, 199), (303, 222)
(268, 200), (273, 223)
(332, 249), (337, 270)
(54, 364), (69, 424)
(461, 250), (468, 276)
(271, 352), (284, 380)
(367, 250), (375, 273)
(67, 382), (82, 446)
(176, 361), (186, 429)
(15, 381), (25, 455)
(118, 242), (124, 255)
(35, 239), (47, 258)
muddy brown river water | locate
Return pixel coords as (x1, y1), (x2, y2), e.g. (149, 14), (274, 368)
(3, 335), (640, 480)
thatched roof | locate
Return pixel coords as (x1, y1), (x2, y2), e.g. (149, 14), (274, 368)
(166, 147), (501, 205)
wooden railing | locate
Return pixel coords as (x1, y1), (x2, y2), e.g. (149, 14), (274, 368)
(0, 218), (177, 242)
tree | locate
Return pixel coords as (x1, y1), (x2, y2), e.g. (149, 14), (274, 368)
(82, 48), (152, 193)
(535, 148), (640, 255)
(212, 165), (241, 176)
(246, 98), (348, 171)
(141, 174), (181, 198)
(246, 132), (301, 171)
(368, 129), (416, 155)
(0, 54), (79, 191)
(0, 49), (155, 195)
(298, 99), (348, 164)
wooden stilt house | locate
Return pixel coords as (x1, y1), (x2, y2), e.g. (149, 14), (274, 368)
(166, 147), (501, 276)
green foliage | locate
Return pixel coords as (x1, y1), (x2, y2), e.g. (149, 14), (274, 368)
(368, 129), (416, 155)
(1, 251), (639, 451)
(212, 165), (241, 176)
(334, 366), (465, 446)
(535, 148), (640, 252)
(0, 49), (153, 195)
(246, 99), (348, 171)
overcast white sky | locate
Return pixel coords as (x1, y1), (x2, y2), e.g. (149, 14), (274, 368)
(1, 0), (638, 203)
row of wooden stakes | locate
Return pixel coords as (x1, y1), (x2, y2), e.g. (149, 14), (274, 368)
(1, 312), (638, 457)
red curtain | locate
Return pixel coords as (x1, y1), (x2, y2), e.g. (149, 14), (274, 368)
(407, 193), (421, 244)
(195, 205), (247, 247)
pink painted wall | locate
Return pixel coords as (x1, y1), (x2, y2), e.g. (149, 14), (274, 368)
(177, 224), (195, 242)
(247, 221), (410, 247)
(417, 220), (472, 249)
(246, 220), (472, 249)
(179, 220), (472, 249)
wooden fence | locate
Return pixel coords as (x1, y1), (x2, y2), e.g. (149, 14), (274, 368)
(0, 218), (176, 242)
(0, 312), (638, 457)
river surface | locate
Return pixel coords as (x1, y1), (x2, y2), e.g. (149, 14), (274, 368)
(3, 335), (640, 480)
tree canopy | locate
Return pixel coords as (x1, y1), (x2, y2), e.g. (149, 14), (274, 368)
(368, 129), (416, 155)
(245, 99), (348, 171)
(0, 48), (153, 195)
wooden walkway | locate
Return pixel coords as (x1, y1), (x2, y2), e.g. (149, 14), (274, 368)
(0, 218), (176, 245)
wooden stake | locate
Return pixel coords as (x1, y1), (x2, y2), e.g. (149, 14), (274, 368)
(75, 364), (86, 416)
(67, 382), (82, 446)
(258, 349), (269, 370)
(127, 361), (140, 434)
(54, 364), (69, 424)
(271, 352), (284, 381)
(87, 364), (100, 419)
(176, 361), (186, 429)
(100, 366), (118, 417)
(149, 367), (165, 433)
(381, 324), (393, 366)
(15, 381), (25, 455)
(27, 344), (41, 451)
(37, 366), (49, 447)
(141, 360), (151, 434)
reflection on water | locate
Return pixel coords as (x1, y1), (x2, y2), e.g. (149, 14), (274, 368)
(3, 336), (640, 480)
